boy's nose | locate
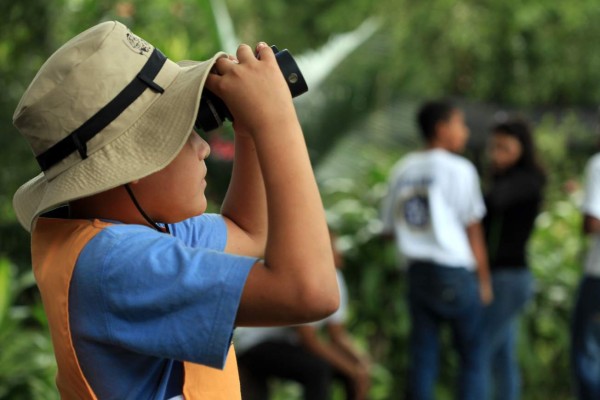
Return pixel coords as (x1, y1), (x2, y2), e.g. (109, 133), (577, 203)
(199, 138), (211, 160)
(191, 133), (211, 160)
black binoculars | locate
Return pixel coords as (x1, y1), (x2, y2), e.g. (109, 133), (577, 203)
(195, 45), (308, 132)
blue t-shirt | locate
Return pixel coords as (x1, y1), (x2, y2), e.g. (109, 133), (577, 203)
(69, 214), (256, 399)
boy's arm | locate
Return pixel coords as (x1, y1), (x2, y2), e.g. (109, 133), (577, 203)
(296, 325), (358, 377)
(583, 214), (600, 235)
(221, 134), (267, 258)
(296, 325), (370, 398)
(205, 43), (338, 326)
(466, 221), (493, 305)
(327, 323), (371, 368)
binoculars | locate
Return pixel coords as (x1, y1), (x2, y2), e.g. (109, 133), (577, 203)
(195, 45), (308, 132)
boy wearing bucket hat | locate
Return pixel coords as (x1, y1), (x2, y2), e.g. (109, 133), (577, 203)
(12, 21), (339, 399)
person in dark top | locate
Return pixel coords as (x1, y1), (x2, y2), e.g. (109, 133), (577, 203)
(481, 118), (546, 400)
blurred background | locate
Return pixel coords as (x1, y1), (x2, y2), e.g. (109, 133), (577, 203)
(1, 0), (599, 399)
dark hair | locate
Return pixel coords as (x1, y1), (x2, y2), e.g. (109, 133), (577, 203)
(492, 118), (546, 178)
(416, 100), (457, 141)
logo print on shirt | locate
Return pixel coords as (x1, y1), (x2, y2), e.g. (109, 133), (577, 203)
(402, 194), (430, 229)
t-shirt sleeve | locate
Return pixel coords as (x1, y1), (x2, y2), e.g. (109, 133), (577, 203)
(455, 162), (486, 225)
(380, 163), (402, 235)
(583, 156), (600, 219)
(326, 271), (348, 324)
(380, 186), (397, 235)
(169, 213), (228, 250)
(72, 224), (256, 369)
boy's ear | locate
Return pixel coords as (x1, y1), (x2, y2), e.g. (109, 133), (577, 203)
(435, 120), (448, 139)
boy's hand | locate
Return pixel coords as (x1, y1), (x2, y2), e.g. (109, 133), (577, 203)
(204, 42), (298, 138)
(352, 363), (371, 400)
(479, 279), (493, 305)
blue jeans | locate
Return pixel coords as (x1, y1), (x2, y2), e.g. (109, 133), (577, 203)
(406, 262), (485, 400)
(482, 268), (534, 400)
(571, 276), (600, 400)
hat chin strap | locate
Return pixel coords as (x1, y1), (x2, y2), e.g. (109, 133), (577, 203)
(124, 184), (170, 234)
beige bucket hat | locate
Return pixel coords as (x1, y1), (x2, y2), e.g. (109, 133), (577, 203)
(12, 21), (225, 232)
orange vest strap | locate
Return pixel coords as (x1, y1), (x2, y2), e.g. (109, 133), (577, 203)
(33, 218), (242, 399)
(183, 346), (240, 399)
(32, 218), (111, 399)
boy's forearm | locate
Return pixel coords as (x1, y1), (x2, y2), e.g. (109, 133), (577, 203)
(235, 118), (338, 325)
(253, 117), (337, 299)
(206, 44), (332, 277)
(209, 44), (338, 324)
(329, 325), (366, 365)
(466, 222), (493, 304)
(221, 134), (267, 252)
(583, 214), (600, 235)
(254, 119), (332, 265)
(297, 326), (360, 378)
(474, 247), (491, 287)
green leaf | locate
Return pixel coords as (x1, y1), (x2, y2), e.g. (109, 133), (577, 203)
(0, 258), (12, 326)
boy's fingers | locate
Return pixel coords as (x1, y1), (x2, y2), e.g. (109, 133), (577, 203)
(237, 42), (274, 63)
(255, 42), (273, 60)
(204, 73), (219, 92)
(212, 56), (237, 75)
(236, 44), (255, 63)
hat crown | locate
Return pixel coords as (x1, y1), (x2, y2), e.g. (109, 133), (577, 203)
(12, 20), (220, 232)
(13, 21), (154, 157)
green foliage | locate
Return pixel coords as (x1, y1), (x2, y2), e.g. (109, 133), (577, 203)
(372, 0), (600, 107)
(221, 0), (600, 111)
(0, 259), (57, 400)
(0, 259), (11, 323)
(519, 198), (581, 400)
(535, 112), (593, 183)
(1, 1), (599, 399)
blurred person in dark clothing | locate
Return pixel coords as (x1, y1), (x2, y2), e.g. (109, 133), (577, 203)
(482, 118), (546, 400)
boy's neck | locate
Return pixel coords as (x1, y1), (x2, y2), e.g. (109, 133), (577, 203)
(425, 139), (451, 152)
(68, 186), (150, 227)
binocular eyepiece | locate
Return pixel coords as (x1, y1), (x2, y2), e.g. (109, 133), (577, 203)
(195, 45), (308, 132)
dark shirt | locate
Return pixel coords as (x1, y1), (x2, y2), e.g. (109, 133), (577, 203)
(483, 167), (545, 269)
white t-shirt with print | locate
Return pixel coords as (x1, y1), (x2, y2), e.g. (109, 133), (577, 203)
(381, 148), (486, 270)
(582, 153), (600, 277)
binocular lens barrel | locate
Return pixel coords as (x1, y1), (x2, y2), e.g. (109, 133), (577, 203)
(195, 46), (308, 132)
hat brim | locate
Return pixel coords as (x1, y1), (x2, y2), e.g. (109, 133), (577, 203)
(13, 52), (225, 232)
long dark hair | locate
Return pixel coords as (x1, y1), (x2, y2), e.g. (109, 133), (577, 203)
(491, 118), (546, 179)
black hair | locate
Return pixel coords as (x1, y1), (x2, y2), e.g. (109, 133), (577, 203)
(416, 100), (457, 141)
(492, 118), (546, 178)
